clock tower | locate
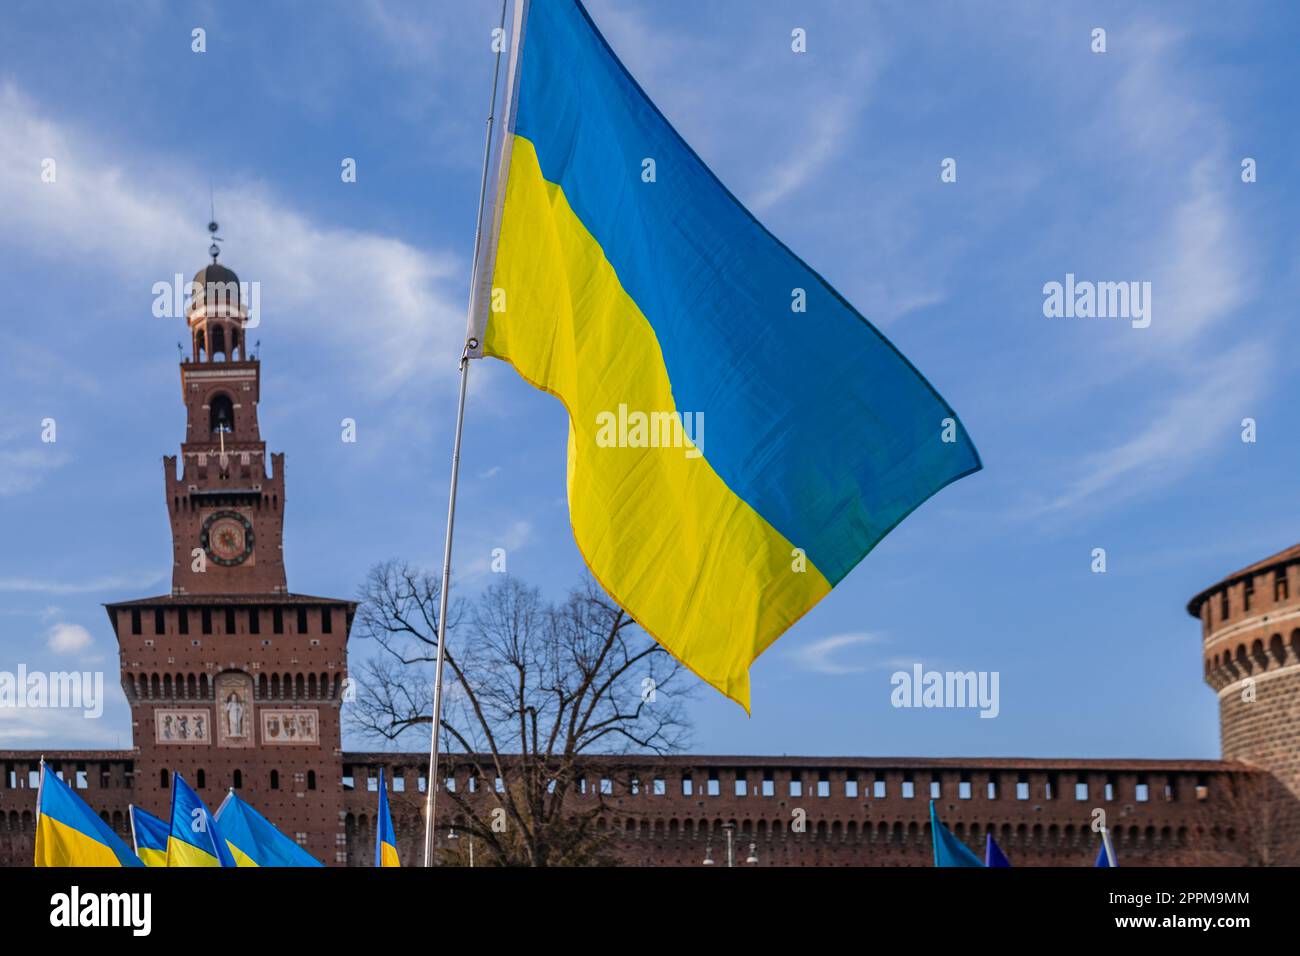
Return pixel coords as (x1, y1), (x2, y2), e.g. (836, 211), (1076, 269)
(165, 256), (286, 595)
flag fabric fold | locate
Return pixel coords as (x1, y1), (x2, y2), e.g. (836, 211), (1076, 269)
(129, 804), (170, 867)
(478, 0), (981, 710)
(930, 800), (984, 867)
(984, 832), (1011, 867)
(166, 772), (236, 867)
(375, 768), (399, 867)
(216, 790), (323, 867)
(34, 761), (142, 867)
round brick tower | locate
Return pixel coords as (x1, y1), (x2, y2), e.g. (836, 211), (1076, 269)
(1188, 543), (1300, 798)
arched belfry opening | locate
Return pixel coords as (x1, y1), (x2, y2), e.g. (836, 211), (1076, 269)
(210, 393), (235, 435)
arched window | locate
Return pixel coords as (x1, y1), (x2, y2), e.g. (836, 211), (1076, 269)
(210, 394), (234, 435)
(308, 770), (316, 791)
(196, 769), (206, 789)
(211, 324), (226, 359)
(160, 769), (169, 789)
(270, 769), (280, 790)
(233, 770), (242, 789)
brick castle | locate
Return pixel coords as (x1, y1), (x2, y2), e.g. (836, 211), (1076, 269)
(1, 251), (1297, 867)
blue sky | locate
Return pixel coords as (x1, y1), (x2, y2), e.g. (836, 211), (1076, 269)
(1, 0), (1296, 760)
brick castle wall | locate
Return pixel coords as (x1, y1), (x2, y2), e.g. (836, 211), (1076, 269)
(2, 752), (1268, 867)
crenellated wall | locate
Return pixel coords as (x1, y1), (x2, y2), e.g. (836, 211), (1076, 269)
(337, 754), (1268, 867)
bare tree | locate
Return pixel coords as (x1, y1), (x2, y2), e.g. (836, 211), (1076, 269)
(1165, 769), (1300, 866)
(349, 561), (693, 866)
(1195, 771), (1300, 866)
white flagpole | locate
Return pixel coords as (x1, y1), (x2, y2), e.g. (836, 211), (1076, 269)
(421, 0), (525, 868)
(1101, 826), (1117, 867)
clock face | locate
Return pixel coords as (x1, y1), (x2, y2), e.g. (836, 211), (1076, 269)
(200, 510), (254, 567)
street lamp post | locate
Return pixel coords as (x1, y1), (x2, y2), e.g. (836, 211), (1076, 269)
(447, 826), (475, 868)
(703, 822), (758, 867)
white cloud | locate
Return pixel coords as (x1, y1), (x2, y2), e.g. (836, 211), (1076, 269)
(460, 518), (536, 581)
(46, 622), (94, 654)
(0, 83), (467, 400)
(0, 443), (67, 497)
(750, 103), (851, 213)
(360, 0), (450, 68)
(1025, 18), (1264, 516)
(0, 705), (124, 747)
(787, 631), (885, 675)
(0, 571), (163, 595)
(1037, 344), (1267, 515)
(749, 52), (875, 213)
(1147, 160), (1246, 347)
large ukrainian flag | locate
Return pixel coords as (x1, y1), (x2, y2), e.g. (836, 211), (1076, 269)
(477, 0), (981, 709)
(34, 761), (143, 867)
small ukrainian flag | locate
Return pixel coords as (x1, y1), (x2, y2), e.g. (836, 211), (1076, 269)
(129, 804), (170, 867)
(375, 768), (399, 867)
(216, 790), (323, 867)
(930, 800), (984, 867)
(34, 761), (142, 867)
(166, 772), (236, 867)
